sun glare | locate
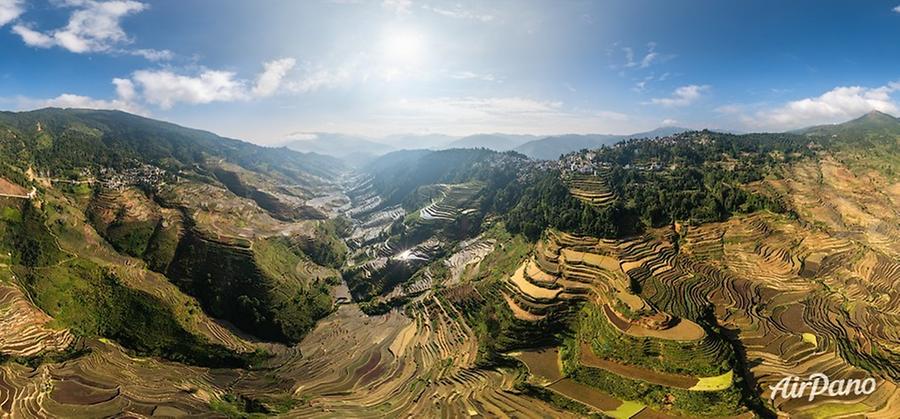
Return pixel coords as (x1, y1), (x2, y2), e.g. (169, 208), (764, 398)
(381, 28), (426, 66)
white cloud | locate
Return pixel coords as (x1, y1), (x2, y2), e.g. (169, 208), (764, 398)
(253, 58), (297, 97)
(648, 85), (709, 107)
(620, 42), (670, 70)
(639, 42), (658, 68)
(13, 0), (156, 56)
(661, 118), (678, 126)
(382, 0), (411, 15)
(131, 69), (247, 109)
(284, 132), (318, 141)
(42, 93), (128, 110)
(714, 104), (742, 115)
(388, 97), (564, 124)
(364, 96), (649, 136)
(285, 63), (355, 93)
(893, 5), (900, 13)
(17, 78), (144, 114)
(752, 83), (900, 130)
(11, 24), (54, 47)
(449, 71), (496, 81)
(424, 5), (494, 22)
(122, 58), (301, 109)
(0, 0), (23, 27)
(112, 77), (136, 102)
(622, 47), (636, 67)
(597, 110), (629, 121)
(129, 48), (173, 61)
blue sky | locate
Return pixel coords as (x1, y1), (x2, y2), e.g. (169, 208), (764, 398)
(1, 0), (900, 144)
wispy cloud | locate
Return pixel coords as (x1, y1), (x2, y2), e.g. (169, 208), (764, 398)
(620, 42), (671, 70)
(639, 42), (659, 68)
(129, 48), (174, 61)
(893, 5), (900, 13)
(647, 85), (709, 107)
(361, 96), (648, 136)
(423, 4), (494, 22)
(622, 47), (636, 67)
(449, 71), (496, 81)
(597, 110), (629, 121)
(633, 72), (670, 92)
(382, 0), (412, 15)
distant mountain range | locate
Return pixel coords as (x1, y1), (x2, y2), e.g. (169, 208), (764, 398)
(795, 110), (900, 137)
(513, 127), (689, 160)
(281, 126), (690, 161)
(283, 113), (900, 162)
(444, 133), (540, 151)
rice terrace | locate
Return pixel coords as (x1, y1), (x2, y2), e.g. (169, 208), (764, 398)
(1, 1), (900, 418)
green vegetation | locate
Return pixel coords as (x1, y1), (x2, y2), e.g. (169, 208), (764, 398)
(366, 148), (525, 206)
(799, 111), (900, 179)
(503, 131), (800, 240)
(504, 172), (638, 239)
(0, 345), (91, 369)
(441, 224), (567, 366)
(560, 336), (743, 417)
(19, 258), (256, 367)
(515, 381), (599, 418)
(167, 233), (333, 344)
(568, 361), (744, 417)
(577, 304), (733, 376)
(210, 393), (272, 418)
(0, 108), (343, 182)
(143, 219), (182, 272)
(104, 219), (158, 257)
(344, 258), (416, 301)
(293, 221), (348, 268)
(0, 201), (64, 267)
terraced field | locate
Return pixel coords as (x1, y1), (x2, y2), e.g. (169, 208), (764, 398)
(417, 182), (483, 222)
(2, 112), (899, 418)
(565, 172), (615, 208)
(0, 285), (74, 358)
(494, 171), (900, 417)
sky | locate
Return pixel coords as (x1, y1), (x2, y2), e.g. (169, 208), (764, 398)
(1, 0), (900, 145)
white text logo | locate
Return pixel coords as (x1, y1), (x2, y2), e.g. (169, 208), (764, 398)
(769, 373), (876, 401)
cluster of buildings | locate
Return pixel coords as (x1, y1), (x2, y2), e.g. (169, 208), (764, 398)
(96, 164), (174, 192)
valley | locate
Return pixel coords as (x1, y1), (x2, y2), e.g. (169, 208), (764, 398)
(0, 109), (898, 418)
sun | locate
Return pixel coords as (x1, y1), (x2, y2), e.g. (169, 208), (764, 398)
(381, 28), (426, 66)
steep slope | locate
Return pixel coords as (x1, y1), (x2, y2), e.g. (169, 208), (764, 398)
(0, 108), (348, 356)
(0, 108), (343, 183)
(797, 110), (900, 177)
(2, 111), (898, 418)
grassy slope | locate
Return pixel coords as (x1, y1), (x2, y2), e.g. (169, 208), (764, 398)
(2, 197), (255, 367)
(167, 232), (335, 344)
